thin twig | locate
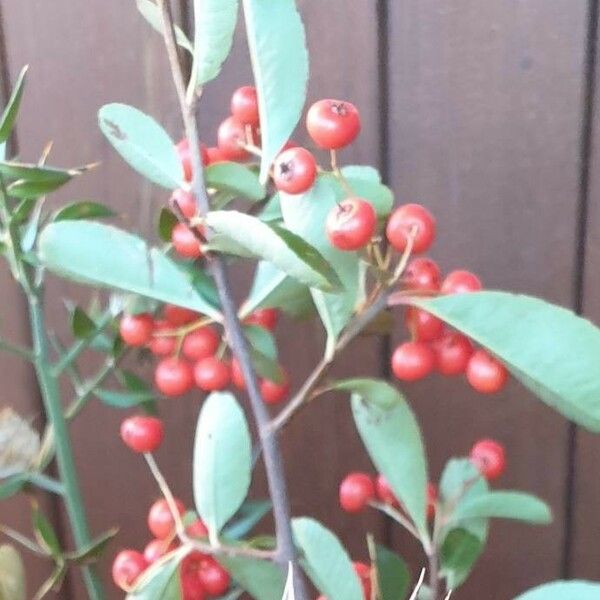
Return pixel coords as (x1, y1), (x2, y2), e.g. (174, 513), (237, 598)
(0, 525), (45, 556)
(408, 568), (426, 600)
(0, 336), (34, 361)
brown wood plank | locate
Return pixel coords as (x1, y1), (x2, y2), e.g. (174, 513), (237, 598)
(571, 3), (600, 583)
(386, 1), (588, 596)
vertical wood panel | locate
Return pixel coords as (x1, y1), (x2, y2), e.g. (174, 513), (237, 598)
(386, 1), (587, 596)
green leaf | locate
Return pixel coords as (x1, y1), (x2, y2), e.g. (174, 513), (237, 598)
(243, 261), (314, 318)
(205, 210), (341, 292)
(0, 65), (28, 144)
(258, 193), (283, 223)
(374, 544), (410, 600)
(292, 517), (363, 600)
(453, 491), (552, 525)
(242, 0), (308, 182)
(515, 581), (600, 599)
(34, 563), (66, 600)
(11, 197), (38, 224)
(194, 392), (252, 539)
(206, 162), (265, 201)
(32, 505), (61, 558)
(244, 325), (284, 384)
(70, 306), (97, 339)
(341, 166), (393, 217)
(218, 556), (285, 600)
(280, 175), (360, 352)
(38, 221), (221, 320)
(95, 388), (155, 409)
(244, 325), (277, 360)
(136, 0), (193, 53)
(68, 527), (118, 565)
(127, 547), (188, 599)
(0, 475), (26, 500)
(158, 207), (178, 242)
(98, 103), (184, 190)
(440, 529), (484, 591)
(0, 545), (26, 600)
(326, 378), (404, 409)
(20, 199), (43, 252)
(222, 500), (271, 540)
(193, 0), (239, 85)
(53, 201), (115, 222)
(413, 291), (600, 431)
(351, 390), (429, 538)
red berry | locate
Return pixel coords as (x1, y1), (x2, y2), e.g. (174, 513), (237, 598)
(306, 99), (361, 149)
(434, 331), (474, 376)
(155, 357), (194, 397)
(386, 203), (436, 255)
(339, 472), (375, 513)
(427, 482), (438, 519)
(176, 139), (208, 182)
(205, 146), (228, 165)
(375, 474), (399, 507)
(119, 313), (154, 347)
(217, 116), (251, 162)
(143, 539), (175, 564)
(273, 147), (317, 194)
(148, 320), (177, 356)
(230, 358), (246, 390)
(391, 341), (435, 382)
(112, 549), (148, 590)
(231, 86), (260, 126)
(120, 416), (164, 453)
(186, 519), (209, 539)
(199, 558), (230, 596)
(164, 304), (198, 327)
(172, 223), (203, 259)
(182, 327), (220, 361)
(470, 438), (507, 481)
(441, 270), (483, 294)
(466, 350), (508, 394)
(353, 562), (372, 599)
(170, 188), (197, 220)
(245, 308), (279, 331)
(193, 356), (231, 391)
(326, 198), (376, 251)
(181, 551), (208, 600)
(260, 371), (290, 405)
(147, 498), (185, 540)
(403, 257), (441, 292)
(404, 307), (444, 342)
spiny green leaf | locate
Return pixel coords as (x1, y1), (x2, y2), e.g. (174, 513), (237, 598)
(0, 65), (28, 144)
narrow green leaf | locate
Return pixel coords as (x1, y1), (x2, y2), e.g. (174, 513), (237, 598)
(127, 547), (188, 599)
(453, 491), (552, 525)
(33, 563), (66, 600)
(222, 500), (271, 541)
(206, 162), (265, 201)
(351, 391), (429, 538)
(53, 201), (115, 221)
(292, 517), (363, 600)
(413, 291), (600, 431)
(375, 544), (410, 600)
(71, 306), (97, 339)
(193, 0), (239, 85)
(205, 210), (341, 291)
(31, 506), (61, 558)
(242, 0), (308, 182)
(11, 197), (38, 224)
(341, 166), (393, 217)
(158, 207), (178, 242)
(0, 475), (26, 500)
(515, 581), (600, 600)
(0, 545), (26, 600)
(0, 65), (28, 144)
(95, 388), (154, 409)
(194, 392), (252, 539)
(20, 199), (43, 252)
(68, 527), (118, 565)
(38, 221), (221, 320)
(136, 0), (194, 53)
(244, 325), (285, 383)
(326, 378), (403, 409)
(98, 103), (184, 189)
(218, 556), (285, 600)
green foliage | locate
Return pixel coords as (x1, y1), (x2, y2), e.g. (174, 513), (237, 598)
(374, 544), (410, 600)
(0, 545), (26, 600)
(38, 221), (221, 320)
(193, 0), (239, 86)
(242, 0), (308, 182)
(126, 547), (188, 599)
(32, 505), (61, 558)
(327, 378), (404, 409)
(222, 500), (271, 540)
(206, 162), (265, 202)
(244, 325), (284, 384)
(205, 210), (341, 291)
(158, 207), (178, 242)
(66, 528), (119, 565)
(193, 392), (252, 540)
(341, 166), (393, 217)
(136, 0), (193, 53)
(351, 387), (429, 539)
(291, 517), (363, 600)
(514, 581), (600, 599)
(52, 201), (115, 222)
(0, 65), (28, 144)
(413, 291), (600, 431)
(98, 103), (184, 189)
(217, 556), (285, 600)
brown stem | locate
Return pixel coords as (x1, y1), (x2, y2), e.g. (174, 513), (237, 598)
(428, 548), (440, 600)
(156, 3), (307, 598)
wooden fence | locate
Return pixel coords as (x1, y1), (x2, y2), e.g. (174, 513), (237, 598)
(1, 1), (599, 598)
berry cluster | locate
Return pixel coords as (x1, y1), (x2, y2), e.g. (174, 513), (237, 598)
(118, 304), (289, 405)
(112, 498), (230, 598)
(338, 438), (506, 518)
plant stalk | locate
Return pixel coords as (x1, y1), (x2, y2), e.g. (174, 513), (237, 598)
(157, 2), (308, 598)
